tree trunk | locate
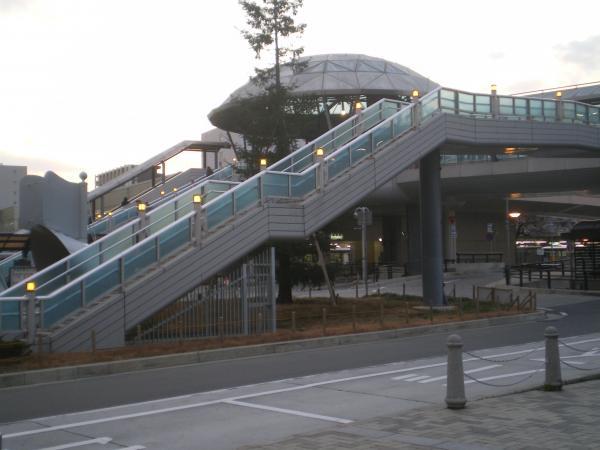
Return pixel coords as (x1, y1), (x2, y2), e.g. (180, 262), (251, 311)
(276, 245), (293, 304)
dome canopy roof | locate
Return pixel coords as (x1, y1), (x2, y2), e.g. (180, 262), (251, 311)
(208, 53), (438, 136)
(219, 53), (438, 103)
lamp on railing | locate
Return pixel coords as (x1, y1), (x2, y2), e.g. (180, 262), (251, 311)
(193, 194), (202, 205)
(172, 187), (178, 193)
(25, 281), (36, 344)
(137, 202), (147, 213)
(411, 90), (420, 101)
(555, 91), (564, 120)
(259, 158), (268, 171)
(491, 84), (497, 95)
(555, 91), (562, 98)
(160, 190), (165, 196)
(315, 147), (325, 190)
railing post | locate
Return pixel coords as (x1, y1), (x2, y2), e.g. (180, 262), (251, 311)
(155, 236), (160, 262)
(445, 334), (466, 409)
(242, 263), (249, 335)
(411, 91), (421, 127)
(80, 280), (86, 306)
(26, 291), (36, 345)
(119, 257), (125, 291)
(544, 326), (562, 391)
(491, 84), (499, 118)
(193, 196), (204, 246)
(315, 148), (325, 190)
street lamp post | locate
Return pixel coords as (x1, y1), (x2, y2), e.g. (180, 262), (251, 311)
(354, 207), (372, 296)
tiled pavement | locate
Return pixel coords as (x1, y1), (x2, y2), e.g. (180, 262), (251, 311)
(241, 379), (600, 449)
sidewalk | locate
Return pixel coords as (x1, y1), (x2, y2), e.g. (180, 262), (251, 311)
(242, 378), (600, 449)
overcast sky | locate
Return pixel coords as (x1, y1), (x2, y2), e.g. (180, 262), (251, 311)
(1, 0), (599, 186)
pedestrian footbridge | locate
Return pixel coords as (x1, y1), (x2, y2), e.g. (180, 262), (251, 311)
(1, 88), (598, 351)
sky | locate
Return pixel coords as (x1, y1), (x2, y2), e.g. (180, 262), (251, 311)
(1, 0), (599, 187)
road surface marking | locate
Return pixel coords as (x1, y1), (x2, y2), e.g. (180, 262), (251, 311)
(34, 437), (112, 450)
(391, 373), (419, 380)
(419, 364), (502, 384)
(116, 447), (146, 450)
(464, 369), (543, 385)
(224, 400), (353, 424)
(403, 375), (430, 382)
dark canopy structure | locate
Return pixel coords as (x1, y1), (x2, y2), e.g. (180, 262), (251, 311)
(208, 53), (439, 139)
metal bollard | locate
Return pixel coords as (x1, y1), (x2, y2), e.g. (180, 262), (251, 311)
(445, 334), (466, 409)
(544, 326), (562, 391)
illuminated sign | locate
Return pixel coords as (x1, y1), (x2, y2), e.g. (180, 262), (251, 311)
(330, 233), (344, 241)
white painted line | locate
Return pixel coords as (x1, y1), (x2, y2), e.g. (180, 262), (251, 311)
(403, 375), (430, 382)
(34, 437), (112, 450)
(391, 373), (419, 380)
(224, 400), (352, 424)
(464, 369), (542, 385)
(420, 364), (501, 384)
(3, 400), (223, 439)
(117, 446), (146, 450)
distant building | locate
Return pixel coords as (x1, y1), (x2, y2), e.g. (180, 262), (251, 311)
(95, 164), (158, 188)
(0, 164), (27, 231)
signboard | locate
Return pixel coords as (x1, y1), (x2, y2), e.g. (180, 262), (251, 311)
(330, 233), (344, 241)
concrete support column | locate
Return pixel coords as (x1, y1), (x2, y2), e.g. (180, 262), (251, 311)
(420, 149), (444, 306)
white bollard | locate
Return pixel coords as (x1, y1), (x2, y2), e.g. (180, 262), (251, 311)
(445, 334), (466, 409)
(544, 326), (562, 391)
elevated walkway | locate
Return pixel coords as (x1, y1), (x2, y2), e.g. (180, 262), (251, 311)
(1, 88), (598, 351)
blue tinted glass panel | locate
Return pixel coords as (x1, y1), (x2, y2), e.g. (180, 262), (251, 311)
(290, 147), (314, 172)
(85, 260), (120, 304)
(44, 284), (82, 327)
(206, 194), (234, 229)
(499, 97), (513, 116)
(123, 239), (157, 281)
(514, 99), (527, 116)
(458, 93), (474, 113)
(333, 121), (353, 149)
(475, 95), (491, 114)
(543, 101), (556, 119)
(291, 170), (316, 197)
(563, 103), (575, 120)
(263, 173), (289, 197)
(327, 149), (350, 179)
(372, 122), (392, 150)
(159, 220), (191, 258)
(530, 100), (542, 120)
(234, 179), (259, 213)
(575, 104), (588, 123)
(393, 110), (412, 136)
(0, 300), (21, 330)
(589, 107), (599, 125)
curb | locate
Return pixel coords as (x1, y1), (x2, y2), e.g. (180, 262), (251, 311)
(0, 312), (543, 389)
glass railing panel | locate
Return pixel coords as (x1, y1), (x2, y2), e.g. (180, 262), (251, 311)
(589, 106), (599, 125)
(43, 284), (81, 327)
(89, 220), (108, 236)
(234, 179), (259, 213)
(382, 100), (401, 119)
(290, 147), (314, 172)
(203, 190), (227, 203)
(393, 109), (413, 136)
(206, 194), (234, 230)
(475, 95), (491, 115)
(84, 260), (120, 305)
(211, 166), (233, 181)
(372, 121), (392, 150)
(575, 103), (588, 123)
(458, 92), (474, 114)
(351, 134), (372, 164)
(0, 300), (21, 330)
(177, 200), (194, 217)
(333, 121), (354, 149)
(421, 93), (439, 119)
(311, 132), (335, 155)
(514, 98), (527, 117)
(499, 97), (514, 116)
(101, 226), (134, 263)
(68, 244), (102, 280)
(148, 202), (175, 235)
(291, 169), (316, 197)
(0, 254), (19, 287)
(327, 148), (350, 180)
(440, 89), (455, 112)
(543, 101), (556, 120)
(563, 102), (575, 121)
(529, 100), (543, 120)
(361, 109), (380, 130)
(159, 220), (191, 259)
(263, 173), (290, 197)
(123, 239), (157, 282)
(32, 262), (70, 296)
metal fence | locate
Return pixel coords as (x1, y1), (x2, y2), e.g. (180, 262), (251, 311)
(129, 247), (275, 344)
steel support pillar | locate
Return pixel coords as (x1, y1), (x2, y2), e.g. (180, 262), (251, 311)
(419, 149), (444, 306)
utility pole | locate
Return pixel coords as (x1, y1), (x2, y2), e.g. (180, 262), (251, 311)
(354, 207), (372, 297)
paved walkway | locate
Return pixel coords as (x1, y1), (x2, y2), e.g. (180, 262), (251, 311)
(242, 378), (600, 449)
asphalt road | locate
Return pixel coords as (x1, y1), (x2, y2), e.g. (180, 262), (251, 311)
(1, 295), (599, 423)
